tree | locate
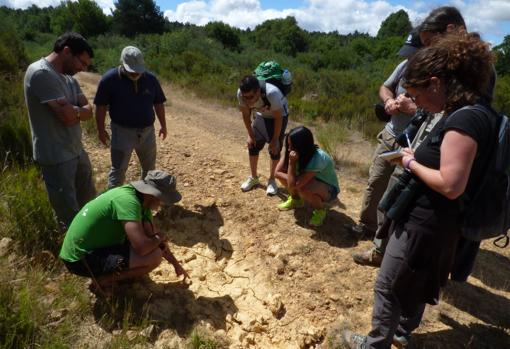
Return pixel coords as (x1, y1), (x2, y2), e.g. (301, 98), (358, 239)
(205, 21), (241, 52)
(494, 35), (510, 76)
(51, 0), (109, 38)
(253, 17), (308, 56)
(112, 0), (165, 37)
(377, 10), (412, 39)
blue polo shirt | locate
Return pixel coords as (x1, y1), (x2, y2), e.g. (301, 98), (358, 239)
(94, 67), (166, 128)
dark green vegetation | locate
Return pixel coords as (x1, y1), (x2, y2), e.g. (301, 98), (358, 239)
(2, 0), (509, 140)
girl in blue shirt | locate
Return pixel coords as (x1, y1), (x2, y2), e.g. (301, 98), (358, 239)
(275, 126), (340, 226)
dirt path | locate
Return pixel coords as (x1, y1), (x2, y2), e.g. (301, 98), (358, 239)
(77, 73), (510, 348)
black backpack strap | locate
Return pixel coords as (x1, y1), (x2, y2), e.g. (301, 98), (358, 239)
(258, 80), (271, 109)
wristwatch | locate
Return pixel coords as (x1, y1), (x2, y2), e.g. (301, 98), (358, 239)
(74, 106), (81, 121)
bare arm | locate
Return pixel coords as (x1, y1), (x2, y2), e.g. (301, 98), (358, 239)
(379, 85), (399, 115)
(123, 221), (164, 256)
(154, 103), (167, 140)
(403, 130), (477, 199)
(275, 156), (288, 182)
(76, 94), (93, 121)
(46, 99), (80, 127)
(95, 105), (109, 145)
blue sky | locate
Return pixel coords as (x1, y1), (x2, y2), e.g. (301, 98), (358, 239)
(2, 0), (509, 45)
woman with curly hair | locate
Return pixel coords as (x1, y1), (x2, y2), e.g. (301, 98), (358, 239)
(343, 33), (496, 348)
(275, 126), (339, 227)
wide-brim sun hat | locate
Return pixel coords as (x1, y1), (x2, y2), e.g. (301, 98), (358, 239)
(131, 170), (181, 205)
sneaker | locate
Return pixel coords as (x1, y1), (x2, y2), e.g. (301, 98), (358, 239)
(277, 196), (304, 211)
(349, 224), (376, 238)
(342, 329), (367, 349)
(241, 176), (259, 192)
(309, 208), (327, 227)
(266, 178), (278, 196)
(352, 247), (383, 267)
(393, 334), (413, 349)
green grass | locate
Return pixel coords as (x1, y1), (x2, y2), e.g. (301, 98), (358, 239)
(316, 120), (349, 159)
(0, 165), (60, 256)
(0, 254), (89, 348)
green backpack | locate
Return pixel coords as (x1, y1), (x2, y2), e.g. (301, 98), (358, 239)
(254, 61), (292, 96)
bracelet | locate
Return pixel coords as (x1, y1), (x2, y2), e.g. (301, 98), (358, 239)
(404, 157), (416, 170)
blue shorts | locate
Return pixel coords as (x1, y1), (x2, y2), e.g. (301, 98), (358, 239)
(316, 177), (339, 201)
(63, 243), (130, 277)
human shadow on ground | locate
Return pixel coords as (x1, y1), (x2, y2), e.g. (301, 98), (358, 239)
(93, 278), (238, 338)
(292, 204), (362, 248)
(412, 314), (510, 348)
(470, 248), (510, 292)
(442, 280), (510, 328)
(155, 203), (233, 261)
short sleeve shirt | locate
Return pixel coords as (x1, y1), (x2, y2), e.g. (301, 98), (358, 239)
(94, 67), (166, 128)
(383, 60), (410, 136)
(24, 58), (84, 165)
(59, 185), (152, 262)
(237, 82), (289, 118)
(304, 148), (340, 193)
(411, 104), (495, 217)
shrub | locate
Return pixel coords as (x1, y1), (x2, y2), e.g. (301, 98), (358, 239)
(0, 165), (59, 256)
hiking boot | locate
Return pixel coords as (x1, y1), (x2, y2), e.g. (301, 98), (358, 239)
(352, 247), (383, 267)
(266, 178), (278, 196)
(393, 334), (414, 349)
(349, 224), (376, 238)
(241, 176), (259, 192)
(309, 208), (327, 227)
(277, 196), (304, 211)
(342, 329), (367, 349)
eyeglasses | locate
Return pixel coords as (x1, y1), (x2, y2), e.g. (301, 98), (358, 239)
(242, 92), (257, 101)
(405, 92), (418, 103)
(74, 55), (90, 70)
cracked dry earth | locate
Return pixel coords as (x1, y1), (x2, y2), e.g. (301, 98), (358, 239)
(76, 72), (510, 348)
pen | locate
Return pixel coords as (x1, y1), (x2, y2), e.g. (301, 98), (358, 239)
(405, 133), (412, 149)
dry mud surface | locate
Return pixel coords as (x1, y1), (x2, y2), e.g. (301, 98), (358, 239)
(77, 72), (510, 348)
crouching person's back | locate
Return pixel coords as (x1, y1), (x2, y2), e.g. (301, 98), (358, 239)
(59, 170), (186, 295)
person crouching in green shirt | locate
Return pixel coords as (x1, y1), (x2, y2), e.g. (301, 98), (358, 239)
(60, 170), (187, 292)
(275, 126), (340, 227)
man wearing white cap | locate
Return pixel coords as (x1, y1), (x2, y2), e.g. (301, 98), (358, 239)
(94, 46), (167, 189)
(60, 170), (188, 291)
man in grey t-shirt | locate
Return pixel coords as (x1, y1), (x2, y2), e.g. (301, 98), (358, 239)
(349, 32), (421, 238)
(24, 32), (96, 230)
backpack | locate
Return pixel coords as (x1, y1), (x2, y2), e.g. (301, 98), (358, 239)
(254, 61), (292, 97)
(460, 105), (510, 247)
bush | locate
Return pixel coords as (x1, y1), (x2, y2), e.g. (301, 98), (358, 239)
(0, 166), (59, 256)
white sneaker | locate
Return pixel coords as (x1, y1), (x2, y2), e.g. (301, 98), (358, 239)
(266, 178), (278, 196)
(241, 176), (260, 192)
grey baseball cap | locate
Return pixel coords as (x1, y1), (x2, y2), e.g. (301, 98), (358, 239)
(131, 170), (181, 205)
(121, 46), (146, 73)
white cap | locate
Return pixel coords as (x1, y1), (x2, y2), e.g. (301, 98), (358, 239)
(121, 46), (146, 73)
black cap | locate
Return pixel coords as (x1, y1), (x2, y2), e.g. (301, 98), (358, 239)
(398, 31), (423, 57)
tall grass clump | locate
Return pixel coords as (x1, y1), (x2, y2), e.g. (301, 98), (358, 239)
(0, 166), (59, 255)
(316, 120), (349, 160)
(0, 254), (90, 348)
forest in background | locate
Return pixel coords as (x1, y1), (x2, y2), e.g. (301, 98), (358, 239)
(2, 0), (510, 144)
